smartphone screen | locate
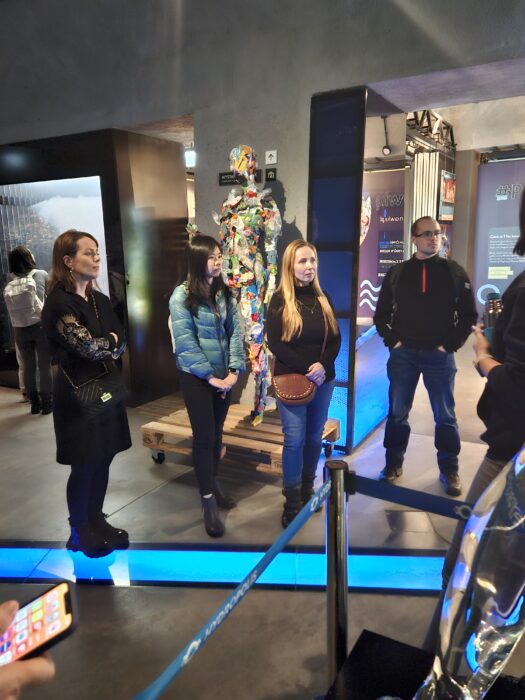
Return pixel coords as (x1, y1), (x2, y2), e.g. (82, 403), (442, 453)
(0, 583), (75, 666)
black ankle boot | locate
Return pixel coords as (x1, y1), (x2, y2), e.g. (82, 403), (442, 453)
(90, 512), (129, 549)
(40, 393), (53, 415)
(301, 478), (322, 512)
(201, 495), (225, 538)
(213, 480), (236, 510)
(281, 485), (302, 528)
(29, 391), (41, 415)
(66, 521), (114, 558)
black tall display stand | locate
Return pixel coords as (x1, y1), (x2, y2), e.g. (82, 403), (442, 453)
(307, 87), (367, 452)
(0, 129), (188, 404)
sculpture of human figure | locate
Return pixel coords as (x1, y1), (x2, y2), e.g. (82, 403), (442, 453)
(413, 446), (525, 699)
(213, 145), (282, 424)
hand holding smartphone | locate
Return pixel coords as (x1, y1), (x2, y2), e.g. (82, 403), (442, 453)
(0, 582), (77, 667)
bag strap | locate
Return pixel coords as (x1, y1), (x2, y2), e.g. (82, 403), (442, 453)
(60, 362), (108, 390)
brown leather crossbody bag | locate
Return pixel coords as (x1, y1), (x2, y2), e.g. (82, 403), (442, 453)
(271, 311), (328, 406)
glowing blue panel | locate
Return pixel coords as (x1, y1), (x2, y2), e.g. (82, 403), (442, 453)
(0, 547), (443, 592)
(0, 548), (50, 578)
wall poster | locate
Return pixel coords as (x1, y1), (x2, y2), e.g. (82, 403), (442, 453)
(473, 161), (525, 314)
(358, 170), (405, 319)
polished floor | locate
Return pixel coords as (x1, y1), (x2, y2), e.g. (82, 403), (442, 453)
(1, 341), (524, 699)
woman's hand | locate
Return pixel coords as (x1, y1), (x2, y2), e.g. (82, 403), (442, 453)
(0, 601), (55, 699)
(306, 362), (326, 386)
(208, 376), (231, 393)
(224, 372), (239, 388)
(472, 324), (490, 357)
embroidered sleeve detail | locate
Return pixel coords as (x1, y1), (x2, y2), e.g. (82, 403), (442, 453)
(57, 314), (113, 360)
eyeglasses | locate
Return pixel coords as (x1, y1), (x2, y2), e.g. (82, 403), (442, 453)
(414, 230), (442, 239)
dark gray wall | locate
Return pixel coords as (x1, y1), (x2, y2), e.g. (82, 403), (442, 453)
(2, 1), (525, 238)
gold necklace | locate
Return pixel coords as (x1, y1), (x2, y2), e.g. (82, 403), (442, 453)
(298, 296), (317, 314)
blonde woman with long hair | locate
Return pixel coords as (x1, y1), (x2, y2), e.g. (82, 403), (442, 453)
(267, 240), (340, 527)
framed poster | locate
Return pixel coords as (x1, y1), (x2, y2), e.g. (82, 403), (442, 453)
(439, 170), (456, 221)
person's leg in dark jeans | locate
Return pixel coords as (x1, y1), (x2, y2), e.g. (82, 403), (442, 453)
(14, 326), (39, 413)
(421, 349), (461, 495)
(381, 347), (420, 480)
(180, 372), (229, 536)
(421, 453), (509, 652)
(301, 380), (335, 506)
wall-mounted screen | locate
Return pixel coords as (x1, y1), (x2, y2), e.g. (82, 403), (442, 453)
(0, 176), (107, 351)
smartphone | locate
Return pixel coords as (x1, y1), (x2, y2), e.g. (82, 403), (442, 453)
(0, 582), (77, 666)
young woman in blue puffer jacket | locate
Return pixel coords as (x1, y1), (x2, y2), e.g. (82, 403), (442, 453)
(169, 234), (245, 537)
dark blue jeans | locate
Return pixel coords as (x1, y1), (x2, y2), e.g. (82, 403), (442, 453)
(384, 347), (460, 474)
(277, 379), (335, 488)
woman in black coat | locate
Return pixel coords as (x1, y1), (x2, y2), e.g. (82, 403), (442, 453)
(42, 230), (131, 558)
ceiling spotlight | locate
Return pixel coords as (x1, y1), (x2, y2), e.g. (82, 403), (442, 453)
(185, 146), (196, 169)
(381, 115), (391, 157)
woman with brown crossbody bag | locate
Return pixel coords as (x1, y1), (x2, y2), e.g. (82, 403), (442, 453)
(266, 240), (340, 527)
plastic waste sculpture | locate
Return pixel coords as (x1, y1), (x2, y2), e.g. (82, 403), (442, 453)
(213, 145), (282, 424)
(413, 447), (525, 699)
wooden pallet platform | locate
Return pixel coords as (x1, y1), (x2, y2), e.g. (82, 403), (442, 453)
(142, 403), (340, 474)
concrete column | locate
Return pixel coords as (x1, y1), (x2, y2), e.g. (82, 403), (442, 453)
(452, 150), (481, 275)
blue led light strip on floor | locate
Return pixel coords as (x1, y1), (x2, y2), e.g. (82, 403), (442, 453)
(0, 546), (444, 590)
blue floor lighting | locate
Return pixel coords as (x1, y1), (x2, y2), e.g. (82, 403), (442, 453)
(0, 546), (444, 591)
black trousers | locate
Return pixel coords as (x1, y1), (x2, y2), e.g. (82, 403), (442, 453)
(67, 458), (112, 527)
(179, 372), (231, 495)
(14, 323), (53, 394)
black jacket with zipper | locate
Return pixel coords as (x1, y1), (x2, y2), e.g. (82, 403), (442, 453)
(373, 254), (477, 352)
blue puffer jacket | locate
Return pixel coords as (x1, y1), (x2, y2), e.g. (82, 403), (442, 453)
(169, 283), (245, 379)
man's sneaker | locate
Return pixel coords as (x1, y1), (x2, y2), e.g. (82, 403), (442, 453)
(439, 472), (462, 497)
(378, 466), (403, 483)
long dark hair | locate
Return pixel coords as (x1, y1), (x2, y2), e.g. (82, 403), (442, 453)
(515, 190), (525, 256)
(48, 229), (99, 293)
(185, 234), (227, 314)
(8, 246), (36, 275)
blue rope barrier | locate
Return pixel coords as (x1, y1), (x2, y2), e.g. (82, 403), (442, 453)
(132, 480), (331, 700)
(352, 474), (473, 521)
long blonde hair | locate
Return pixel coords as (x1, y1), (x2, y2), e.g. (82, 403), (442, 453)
(275, 240), (339, 342)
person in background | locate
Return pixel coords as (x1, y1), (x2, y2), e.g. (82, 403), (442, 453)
(373, 216), (477, 497)
(42, 230), (131, 558)
(266, 240), (340, 527)
(5, 246), (52, 415)
(423, 191), (525, 652)
(169, 234), (245, 538)
(0, 600), (55, 698)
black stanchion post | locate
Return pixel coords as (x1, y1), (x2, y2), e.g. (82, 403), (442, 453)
(326, 459), (349, 685)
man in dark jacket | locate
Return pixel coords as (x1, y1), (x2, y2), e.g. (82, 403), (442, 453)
(373, 216), (478, 496)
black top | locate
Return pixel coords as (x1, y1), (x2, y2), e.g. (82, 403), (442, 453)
(266, 285), (341, 380)
(42, 283), (131, 465)
(374, 254), (477, 351)
(478, 270), (525, 460)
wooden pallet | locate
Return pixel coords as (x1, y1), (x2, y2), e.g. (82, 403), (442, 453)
(142, 403), (340, 474)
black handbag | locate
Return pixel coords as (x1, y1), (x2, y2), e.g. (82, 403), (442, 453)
(61, 362), (127, 420)
(59, 293), (127, 419)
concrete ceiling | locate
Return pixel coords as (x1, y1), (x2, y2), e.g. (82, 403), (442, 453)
(125, 113), (194, 147)
(370, 58), (525, 112)
(125, 59), (525, 152)
(371, 59), (525, 151)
